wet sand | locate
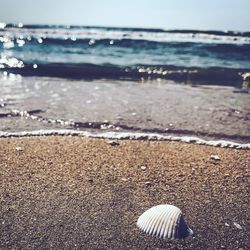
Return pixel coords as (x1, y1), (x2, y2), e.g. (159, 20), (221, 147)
(1, 76), (250, 142)
(0, 136), (249, 249)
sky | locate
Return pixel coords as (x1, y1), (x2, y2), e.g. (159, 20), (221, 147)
(0, 0), (250, 31)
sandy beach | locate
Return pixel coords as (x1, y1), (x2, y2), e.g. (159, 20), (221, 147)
(0, 136), (249, 249)
(1, 3), (250, 250)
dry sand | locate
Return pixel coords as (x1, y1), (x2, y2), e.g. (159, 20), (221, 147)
(0, 136), (249, 249)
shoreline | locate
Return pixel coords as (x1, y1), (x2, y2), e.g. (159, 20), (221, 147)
(1, 76), (250, 142)
(0, 136), (249, 249)
(0, 129), (250, 149)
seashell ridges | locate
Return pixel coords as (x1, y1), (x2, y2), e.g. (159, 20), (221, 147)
(137, 204), (193, 239)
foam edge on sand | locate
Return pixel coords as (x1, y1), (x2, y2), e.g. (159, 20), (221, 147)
(0, 129), (249, 149)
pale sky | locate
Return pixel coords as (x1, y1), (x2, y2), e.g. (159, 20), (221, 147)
(0, 0), (250, 31)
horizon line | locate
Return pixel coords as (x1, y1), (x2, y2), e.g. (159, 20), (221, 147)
(1, 22), (250, 33)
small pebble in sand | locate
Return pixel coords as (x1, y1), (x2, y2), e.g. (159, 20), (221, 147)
(210, 155), (221, 161)
(235, 175), (243, 180)
(233, 222), (242, 230)
(177, 173), (185, 177)
(15, 147), (23, 151)
(107, 140), (120, 146)
(140, 166), (147, 170)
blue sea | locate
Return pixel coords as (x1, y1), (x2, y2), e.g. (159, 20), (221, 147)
(1, 24), (250, 85)
(0, 24), (250, 142)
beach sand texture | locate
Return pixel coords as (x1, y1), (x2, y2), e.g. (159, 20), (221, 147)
(0, 136), (249, 249)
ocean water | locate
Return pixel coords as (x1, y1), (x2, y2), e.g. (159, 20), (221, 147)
(0, 24), (250, 143)
(1, 24), (250, 85)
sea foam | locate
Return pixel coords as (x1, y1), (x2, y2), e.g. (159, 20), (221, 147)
(0, 129), (249, 149)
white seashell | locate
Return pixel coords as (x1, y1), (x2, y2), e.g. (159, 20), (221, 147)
(137, 204), (193, 239)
